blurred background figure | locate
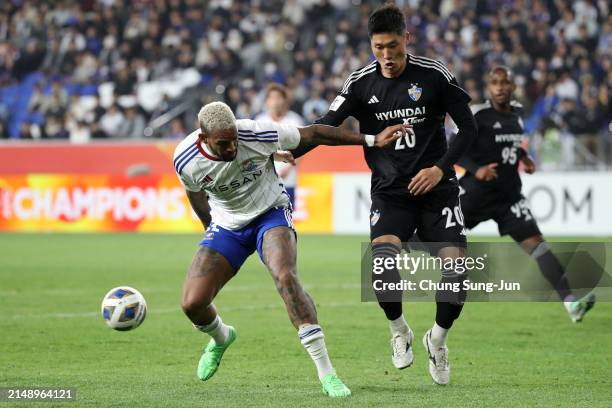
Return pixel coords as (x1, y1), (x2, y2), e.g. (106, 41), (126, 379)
(0, 0), (608, 169)
(255, 83), (304, 206)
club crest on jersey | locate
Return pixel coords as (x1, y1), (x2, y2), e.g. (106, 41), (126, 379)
(370, 209), (380, 226)
(408, 84), (422, 101)
(241, 159), (259, 173)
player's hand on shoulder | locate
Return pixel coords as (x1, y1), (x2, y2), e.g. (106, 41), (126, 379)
(273, 150), (296, 165)
(408, 165), (443, 196)
(374, 124), (411, 148)
(475, 163), (498, 181)
(521, 155), (536, 174)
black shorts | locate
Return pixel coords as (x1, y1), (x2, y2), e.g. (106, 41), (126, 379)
(460, 188), (541, 242)
(370, 183), (467, 253)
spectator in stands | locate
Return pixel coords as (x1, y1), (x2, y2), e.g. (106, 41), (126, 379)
(0, 0), (607, 170)
(44, 116), (68, 139)
(99, 104), (124, 138)
(118, 105), (146, 139)
(67, 119), (91, 144)
(0, 121), (7, 139)
(168, 118), (188, 139)
(255, 83), (304, 206)
(576, 93), (607, 164)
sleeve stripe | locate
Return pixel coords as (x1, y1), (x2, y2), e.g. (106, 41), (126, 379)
(238, 135), (278, 140)
(238, 138), (278, 143)
(410, 54), (454, 79)
(470, 101), (491, 115)
(237, 135), (278, 140)
(173, 144), (198, 172)
(176, 148), (200, 175)
(238, 130), (278, 136)
(340, 65), (376, 94)
(408, 59), (452, 82)
(408, 55), (453, 82)
(173, 144), (198, 167)
(238, 130), (279, 141)
(340, 61), (376, 93)
(340, 61), (376, 86)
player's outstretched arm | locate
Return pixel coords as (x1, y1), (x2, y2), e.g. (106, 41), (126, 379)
(297, 124), (407, 148)
(273, 151), (295, 165)
(186, 190), (212, 229)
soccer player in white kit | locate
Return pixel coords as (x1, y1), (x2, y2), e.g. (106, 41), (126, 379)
(255, 83), (305, 207)
(174, 101), (407, 397)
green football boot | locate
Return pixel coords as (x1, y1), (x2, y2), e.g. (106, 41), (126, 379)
(321, 373), (351, 397)
(567, 293), (596, 323)
(197, 326), (237, 381)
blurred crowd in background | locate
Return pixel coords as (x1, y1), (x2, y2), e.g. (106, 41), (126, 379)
(0, 0), (610, 169)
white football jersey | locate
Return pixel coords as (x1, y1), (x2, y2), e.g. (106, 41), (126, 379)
(173, 119), (301, 230)
(254, 111), (305, 188)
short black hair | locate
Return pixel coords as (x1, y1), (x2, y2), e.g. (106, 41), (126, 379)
(368, 3), (406, 37)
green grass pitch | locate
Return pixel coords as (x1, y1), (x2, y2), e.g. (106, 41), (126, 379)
(1, 233), (611, 407)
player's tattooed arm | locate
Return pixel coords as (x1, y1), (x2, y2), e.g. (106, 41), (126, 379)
(186, 190), (212, 228)
(297, 123), (407, 148)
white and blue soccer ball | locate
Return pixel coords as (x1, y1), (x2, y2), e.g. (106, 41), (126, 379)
(101, 286), (147, 331)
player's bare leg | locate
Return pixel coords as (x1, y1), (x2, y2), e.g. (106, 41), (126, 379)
(371, 234), (414, 369)
(181, 247), (237, 381)
(518, 234), (595, 322)
(261, 226), (351, 397)
(423, 245), (467, 385)
(261, 226), (316, 327)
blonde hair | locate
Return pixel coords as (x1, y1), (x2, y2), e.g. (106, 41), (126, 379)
(197, 101), (236, 133)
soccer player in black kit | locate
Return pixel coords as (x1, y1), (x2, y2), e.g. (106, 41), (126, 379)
(292, 4), (477, 385)
(458, 66), (596, 322)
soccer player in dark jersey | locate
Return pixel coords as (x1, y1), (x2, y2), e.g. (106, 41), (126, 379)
(292, 4), (477, 385)
(458, 66), (595, 322)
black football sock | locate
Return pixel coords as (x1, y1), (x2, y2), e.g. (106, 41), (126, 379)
(371, 242), (403, 321)
(530, 242), (573, 301)
(434, 270), (467, 329)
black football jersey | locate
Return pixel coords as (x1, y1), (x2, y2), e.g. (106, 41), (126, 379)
(459, 100), (526, 200)
(316, 54), (471, 198)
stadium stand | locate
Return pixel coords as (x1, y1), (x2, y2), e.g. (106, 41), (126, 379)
(0, 0), (609, 167)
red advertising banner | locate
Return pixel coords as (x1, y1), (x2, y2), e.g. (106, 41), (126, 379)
(0, 174), (199, 232)
(0, 142), (336, 233)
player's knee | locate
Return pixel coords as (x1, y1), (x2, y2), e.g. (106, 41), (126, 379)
(181, 290), (213, 317)
(371, 242), (402, 302)
(371, 242), (401, 279)
(522, 235), (545, 255)
(274, 266), (299, 289)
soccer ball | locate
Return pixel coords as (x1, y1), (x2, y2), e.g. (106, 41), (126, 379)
(101, 286), (147, 331)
